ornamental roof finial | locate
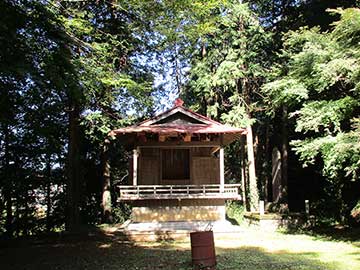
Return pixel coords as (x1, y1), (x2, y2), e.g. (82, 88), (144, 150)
(174, 98), (184, 107)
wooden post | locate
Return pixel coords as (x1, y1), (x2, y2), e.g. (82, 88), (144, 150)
(305, 200), (310, 215)
(133, 147), (139, 186)
(259, 200), (265, 216)
(220, 147), (225, 193)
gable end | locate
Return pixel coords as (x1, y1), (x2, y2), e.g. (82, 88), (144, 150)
(153, 112), (205, 125)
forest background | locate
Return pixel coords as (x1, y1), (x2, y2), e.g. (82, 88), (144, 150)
(1, 0), (360, 236)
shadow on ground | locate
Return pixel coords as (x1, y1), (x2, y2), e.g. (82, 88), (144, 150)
(310, 226), (360, 242)
(0, 227), (350, 270)
(225, 214), (239, 226)
(284, 225), (360, 246)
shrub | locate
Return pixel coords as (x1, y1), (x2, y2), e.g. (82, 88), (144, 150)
(351, 200), (360, 223)
(112, 203), (131, 224)
(226, 201), (245, 224)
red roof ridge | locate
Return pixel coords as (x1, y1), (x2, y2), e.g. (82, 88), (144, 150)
(138, 101), (225, 127)
(109, 99), (247, 137)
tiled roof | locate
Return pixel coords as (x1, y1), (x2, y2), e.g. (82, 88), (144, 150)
(109, 98), (246, 136)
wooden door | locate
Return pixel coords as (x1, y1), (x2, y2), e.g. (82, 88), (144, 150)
(161, 149), (190, 184)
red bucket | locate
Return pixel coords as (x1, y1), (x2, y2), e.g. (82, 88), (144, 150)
(190, 231), (216, 270)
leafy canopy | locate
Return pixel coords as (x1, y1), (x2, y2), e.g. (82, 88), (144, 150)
(263, 8), (360, 181)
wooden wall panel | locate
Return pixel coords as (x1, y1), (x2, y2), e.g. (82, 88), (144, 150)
(139, 148), (160, 185)
(192, 157), (219, 185)
(135, 147), (221, 185)
(162, 149), (190, 181)
(192, 147), (212, 157)
(190, 147), (220, 185)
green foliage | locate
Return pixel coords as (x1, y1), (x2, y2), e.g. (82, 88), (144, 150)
(262, 78), (308, 109)
(262, 7), (360, 224)
(330, 8), (360, 46)
(226, 201), (245, 224)
(351, 200), (360, 223)
(120, 0), (228, 97)
(187, 2), (272, 121)
(185, 2), (272, 212)
(1, 0), (360, 237)
(292, 97), (358, 134)
(292, 120), (360, 180)
(112, 204), (132, 224)
(264, 8), (360, 182)
(221, 100), (254, 128)
(0, 0), (158, 236)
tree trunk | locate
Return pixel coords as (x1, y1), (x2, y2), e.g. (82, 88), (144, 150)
(3, 123), (13, 237)
(272, 147), (282, 202)
(236, 11), (258, 211)
(280, 105), (288, 203)
(240, 73), (258, 211)
(201, 43), (207, 58)
(174, 44), (183, 94)
(264, 122), (271, 203)
(247, 125), (259, 212)
(240, 136), (249, 211)
(4, 184), (13, 238)
(66, 104), (81, 232)
(23, 188), (29, 236)
(46, 154), (52, 232)
(101, 139), (112, 223)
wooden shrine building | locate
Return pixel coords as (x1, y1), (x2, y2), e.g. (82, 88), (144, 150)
(109, 99), (246, 223)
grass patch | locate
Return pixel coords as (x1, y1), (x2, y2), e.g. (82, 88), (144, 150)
(0, 227), (359, 270)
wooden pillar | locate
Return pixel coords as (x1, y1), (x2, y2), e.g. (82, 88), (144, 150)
(133, 147), (139, 186)
(220, 147), (224, 193)
(259, 200), (265, 216)
(305, 200), (310, 215)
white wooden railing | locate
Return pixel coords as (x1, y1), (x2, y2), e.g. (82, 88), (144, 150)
(117, 184), (242, 201)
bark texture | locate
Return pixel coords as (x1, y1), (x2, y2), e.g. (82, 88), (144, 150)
(247, 125), (259, 212)
(101, 139), (112, 223)
(66, 104), (81, 232)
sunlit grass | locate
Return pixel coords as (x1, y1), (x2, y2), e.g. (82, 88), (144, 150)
(1, 227), (359, 270)
(214, 229), (359, 270)
(158, 228), (359, 270)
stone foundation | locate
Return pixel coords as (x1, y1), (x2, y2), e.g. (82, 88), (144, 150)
(132, 205), (226, 222)
(244, 212), (315, 232)
(130, 199), (226, 223)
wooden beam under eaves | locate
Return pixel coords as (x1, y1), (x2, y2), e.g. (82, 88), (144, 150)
(159, 135), (166, 142)
(211, 147), (220, 154)
(183, 134), (191, 142)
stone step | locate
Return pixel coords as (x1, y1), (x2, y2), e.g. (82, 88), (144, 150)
(112, 220), (244, 242)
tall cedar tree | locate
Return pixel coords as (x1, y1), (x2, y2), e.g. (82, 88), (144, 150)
(263, 8), (360, 221)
